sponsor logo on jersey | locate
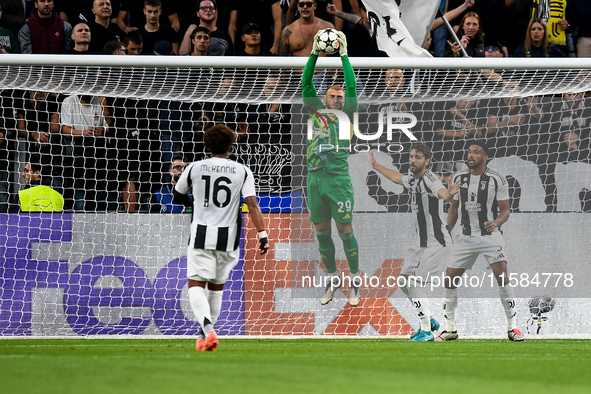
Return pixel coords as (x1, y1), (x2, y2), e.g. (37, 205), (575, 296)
(465, 192), (481, 211)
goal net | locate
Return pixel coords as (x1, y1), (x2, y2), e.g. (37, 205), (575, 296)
(0, 55), (590, 338)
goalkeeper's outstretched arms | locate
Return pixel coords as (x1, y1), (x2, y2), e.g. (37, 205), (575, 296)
(336, 31), (358, 115)
(245, 196), (269, 254)
(301, 31), (324, 110)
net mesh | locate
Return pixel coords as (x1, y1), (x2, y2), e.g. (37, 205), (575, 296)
(0, 58), (590, 337)
(1, 64), (591, 103)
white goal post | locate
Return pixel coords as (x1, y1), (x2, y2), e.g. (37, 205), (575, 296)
(0, 55), (590, 338)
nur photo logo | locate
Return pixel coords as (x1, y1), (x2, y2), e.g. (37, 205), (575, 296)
(305, 108), (419, 153)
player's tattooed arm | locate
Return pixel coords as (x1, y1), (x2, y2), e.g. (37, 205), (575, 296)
(327, 4), (362, 25)
(278, 28), (292, 56)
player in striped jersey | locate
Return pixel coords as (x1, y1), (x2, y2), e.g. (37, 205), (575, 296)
(369, 144), (460, 341)
(174, 124), (269, 351)
(438, 141), (524, 342)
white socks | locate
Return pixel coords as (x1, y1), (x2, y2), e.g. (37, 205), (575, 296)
(443, 288), (458, 332)
(402, 282), (431, 332)
(208, 290), (224, 325)
(441, 285), (517, 332)
(499, 285), (517, 331)
(189, 286), (212, 335)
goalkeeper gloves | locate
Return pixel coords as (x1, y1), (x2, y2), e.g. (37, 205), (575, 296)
(258, 230), (269, 254)
(336, 31), (348, 56)
(311, 30), (322, 56)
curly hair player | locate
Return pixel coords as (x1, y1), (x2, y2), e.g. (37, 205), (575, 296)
(174, 124), (269, 351)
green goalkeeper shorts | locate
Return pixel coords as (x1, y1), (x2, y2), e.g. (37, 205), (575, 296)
(307, 173), (355, 224)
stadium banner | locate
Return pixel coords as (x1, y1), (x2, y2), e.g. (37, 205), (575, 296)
(0, 214), (244, 336)
(363, 0), (433, 57)
(1, 212), (590, 336)
(247, 213), (591, 336)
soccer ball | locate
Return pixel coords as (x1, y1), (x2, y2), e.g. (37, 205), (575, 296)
(316, 28), (340, 54)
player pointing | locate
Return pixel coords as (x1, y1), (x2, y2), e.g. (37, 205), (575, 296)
(438, 141), (524, 342)
(369, 145), (461, 341)
(302, 29), (362, 306)
(174, 124), (269, 351)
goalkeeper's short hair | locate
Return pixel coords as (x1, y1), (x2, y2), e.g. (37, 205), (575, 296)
(204, 124), (236, 154)
(326, 85), (345, 94)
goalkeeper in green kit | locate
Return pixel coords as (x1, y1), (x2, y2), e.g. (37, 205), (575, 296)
(302, 30), (361, 306)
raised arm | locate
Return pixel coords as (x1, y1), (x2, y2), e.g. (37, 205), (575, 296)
(437, 179), (461, 202)
(369, 151), (404, 185)
(270, 2), (282, 55)
(286, 0), (297, 25)
(330, 0), (344, 31)
(302, 53), (318, 98)
(327, 3), (362, 26)
(302, 52), (324, 110)
(337, 33), (358, 116)
(431, 0), (474, 31)
(179, 24), (197, 56)
(168, 13), (180, 32)
(228, 10), (238, 45)
(341, 54), (358, 111)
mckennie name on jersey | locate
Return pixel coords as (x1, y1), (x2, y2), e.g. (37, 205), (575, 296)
(175, 157), (257, 252)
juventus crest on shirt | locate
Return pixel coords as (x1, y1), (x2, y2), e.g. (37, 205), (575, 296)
(402, 169), (451, 248)
(452, 168), (509, 236)
(175, 157), (256, 252)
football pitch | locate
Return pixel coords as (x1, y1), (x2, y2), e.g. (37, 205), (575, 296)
(1, 338), (590, 394)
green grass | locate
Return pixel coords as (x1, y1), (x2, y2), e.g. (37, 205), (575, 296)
(1, 339), (590, 394)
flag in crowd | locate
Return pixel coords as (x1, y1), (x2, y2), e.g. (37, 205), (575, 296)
(362, 0), (435, 57)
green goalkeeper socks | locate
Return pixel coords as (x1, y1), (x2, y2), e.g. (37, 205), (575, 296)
(339, 231), (359, 275)
(316, 230), (337, 274)
(316, 230), (359, 275)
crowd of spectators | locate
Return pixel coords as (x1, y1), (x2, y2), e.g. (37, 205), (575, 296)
(1, 0), (588, 57)
(0, 0), (590, 213)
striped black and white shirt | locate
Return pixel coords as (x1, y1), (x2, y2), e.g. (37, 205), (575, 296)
(175, 157), (256, 252)
(453, 168), (509, 236)
(402, 170), (451, 248)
